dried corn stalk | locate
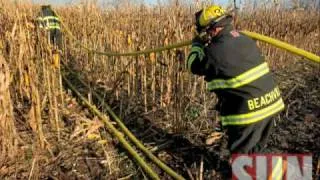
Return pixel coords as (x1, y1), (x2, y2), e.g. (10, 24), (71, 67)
(0, 53), (18, 159)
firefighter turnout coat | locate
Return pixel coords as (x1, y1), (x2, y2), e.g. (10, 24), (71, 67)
(187, 25), (285, 127)
(36, 5), (62, 49)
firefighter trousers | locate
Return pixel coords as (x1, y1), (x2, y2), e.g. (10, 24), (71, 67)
(226, 116), (275, 154)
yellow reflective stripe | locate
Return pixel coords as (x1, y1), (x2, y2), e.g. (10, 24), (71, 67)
(191, 46), (204, 54)
(43, 22), (61, 30)
(187, 45), (205, 71)
(48, 22), (60, 26)
(187, 53), (197, 71)
(44, 16), (60, 21)
(190, 46), (205, 61)
(221, 98), (284, 126)
(37, 16), (60, 22)
(208, 62), (269, 90)
(37, 16), (60, 30)
(45, 25), (61, 30)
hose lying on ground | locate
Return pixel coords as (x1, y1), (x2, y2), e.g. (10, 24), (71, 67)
(63, 75), (161, 180)
(42, 7), (318, 180)
(62, 62), (185, 180)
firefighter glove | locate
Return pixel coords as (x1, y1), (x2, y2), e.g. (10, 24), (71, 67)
(193, 35), (206, 46)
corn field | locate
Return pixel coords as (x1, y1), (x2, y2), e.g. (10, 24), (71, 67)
(0, 0), (319, 179)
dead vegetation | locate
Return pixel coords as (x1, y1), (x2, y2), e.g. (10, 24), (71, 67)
(0, 0), (319, 179)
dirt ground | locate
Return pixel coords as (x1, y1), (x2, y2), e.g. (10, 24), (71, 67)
(1, 61), (319, 180)
(72, 60), (320, 179)
(132, 61), (320, 179)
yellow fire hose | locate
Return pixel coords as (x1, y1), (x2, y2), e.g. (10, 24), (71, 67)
(51, 7), (319, 180)
(62, 62), (185, 180)
(53, 10), (319, 63)
(63, 75), (161, 180)
(241, 31), (320, 63)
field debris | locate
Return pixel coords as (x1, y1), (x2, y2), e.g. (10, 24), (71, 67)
(0, 0), (319, 179)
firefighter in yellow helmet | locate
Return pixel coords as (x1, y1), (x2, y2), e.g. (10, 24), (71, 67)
(187, 5), (285, 154)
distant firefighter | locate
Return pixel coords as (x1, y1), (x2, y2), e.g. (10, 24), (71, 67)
(36, 5), (62, 49)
